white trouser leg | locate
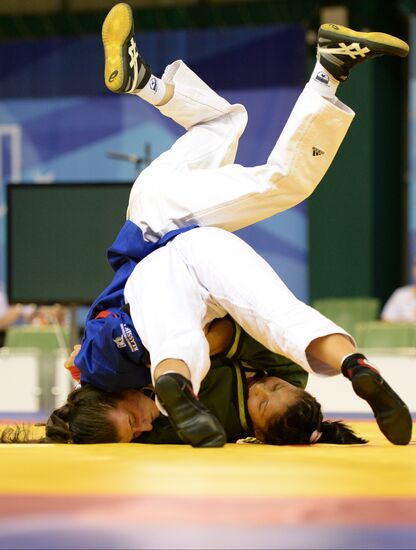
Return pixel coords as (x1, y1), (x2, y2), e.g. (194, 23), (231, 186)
(125, 243), (215, 400)
(125, 227), (355, 397)
(127, 60), (355, 239)
(127, 60), (248, 241)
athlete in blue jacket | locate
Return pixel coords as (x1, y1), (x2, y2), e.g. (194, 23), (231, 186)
(76, 221), (197, 392)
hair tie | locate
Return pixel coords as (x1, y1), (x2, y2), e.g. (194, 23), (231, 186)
(309, 429), (322, 444)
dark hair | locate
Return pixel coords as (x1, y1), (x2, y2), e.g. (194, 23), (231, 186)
(262, 389), (367, 445)
(0, 385), (123, 444)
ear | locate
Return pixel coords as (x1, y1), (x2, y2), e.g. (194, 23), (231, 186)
(136, 419), (153, 433)
(253, 426), (265, 442)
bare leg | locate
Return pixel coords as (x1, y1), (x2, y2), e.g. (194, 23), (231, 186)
(154, 358), (190, 380)
(306, 334), (356, 373)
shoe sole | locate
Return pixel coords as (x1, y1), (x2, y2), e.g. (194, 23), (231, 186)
(102, 3), (133, 93)
(177, 426), (226, 448)
(319, 24), (409, 58)
(352, 371), (412, 445)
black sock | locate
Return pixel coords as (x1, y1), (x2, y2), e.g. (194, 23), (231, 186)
(341, 352), (380, 380)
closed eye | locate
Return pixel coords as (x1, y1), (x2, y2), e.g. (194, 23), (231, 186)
(128, 415), (135, 431)
(260, 399), (268, 413)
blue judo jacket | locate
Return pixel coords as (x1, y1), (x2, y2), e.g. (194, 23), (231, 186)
(74, 220), (197, 392)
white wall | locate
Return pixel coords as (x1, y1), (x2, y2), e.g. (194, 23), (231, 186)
(0, 348), (74, 413)
(0, 350), (41, 412)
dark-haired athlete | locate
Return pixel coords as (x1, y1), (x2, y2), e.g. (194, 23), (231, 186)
(1, 318), (367, 447)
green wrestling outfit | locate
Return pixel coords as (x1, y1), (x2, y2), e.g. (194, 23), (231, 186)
(137, 325), (308, 444)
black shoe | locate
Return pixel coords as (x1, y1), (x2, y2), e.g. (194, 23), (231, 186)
(102, 3), (151, 94)
(343, 356), (412, 445)
(318, 23), (409, 81)
(154, 373), (226, 447)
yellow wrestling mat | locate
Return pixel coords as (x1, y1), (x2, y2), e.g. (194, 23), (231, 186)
(0, 421), (415, 498)
(0, 420), (415, 549)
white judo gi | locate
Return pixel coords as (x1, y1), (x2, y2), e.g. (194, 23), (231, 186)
(123, 60), (356, 397)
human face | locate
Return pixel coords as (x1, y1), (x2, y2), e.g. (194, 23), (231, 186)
(247, 377), (302, 441)
(107, 389), (160, 442)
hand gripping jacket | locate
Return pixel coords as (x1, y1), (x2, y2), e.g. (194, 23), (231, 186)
(74, 220), (197, 392)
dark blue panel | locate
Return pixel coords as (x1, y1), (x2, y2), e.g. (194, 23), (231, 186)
(0, 25), (304, 98)
(189, 26), (305, 90)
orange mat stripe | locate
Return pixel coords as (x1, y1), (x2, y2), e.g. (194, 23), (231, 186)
(0, 494), (415, 526)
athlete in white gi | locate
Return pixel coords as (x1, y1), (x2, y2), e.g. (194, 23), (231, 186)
(98, 3), (412, 447)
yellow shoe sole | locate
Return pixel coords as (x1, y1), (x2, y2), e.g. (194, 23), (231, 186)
(102, 2), (134, 93)
(320, 23), (409, 57)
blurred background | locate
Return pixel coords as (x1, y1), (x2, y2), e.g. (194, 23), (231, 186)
(0, 0), (415, 416)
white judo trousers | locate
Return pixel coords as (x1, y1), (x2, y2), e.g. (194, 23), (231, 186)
(124, 60), (356, 399)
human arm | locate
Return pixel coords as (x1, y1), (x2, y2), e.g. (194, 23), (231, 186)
(213, 316), (309, 388)
(64, 344), (82, 383)
(205, 317), (234, 356)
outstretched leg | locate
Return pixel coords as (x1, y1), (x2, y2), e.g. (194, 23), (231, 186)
(102, 4), (247, 177)
(104, 7), (409, 239)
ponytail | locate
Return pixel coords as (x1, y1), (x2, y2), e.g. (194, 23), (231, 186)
(263, 388), (367, 445)
(43, 404), (73, 443)
(318, 420), (367, 444)
(1, 385), (123, 444)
